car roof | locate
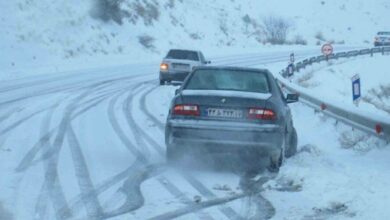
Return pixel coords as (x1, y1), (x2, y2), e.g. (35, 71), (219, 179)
(169, 49), (199, 53)
(193, 66), (271, 74)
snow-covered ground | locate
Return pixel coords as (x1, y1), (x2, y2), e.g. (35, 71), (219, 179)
(0, 52), (389, 220)
(1, 0), (390, 219)
(291, 54), (390, 117)
(1, 0), (390, 81)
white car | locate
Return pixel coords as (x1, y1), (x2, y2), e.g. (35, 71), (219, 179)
(159, 49), (210, 85)
(374, 31), (390, 47)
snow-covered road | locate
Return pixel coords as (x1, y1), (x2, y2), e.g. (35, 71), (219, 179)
(1, 48), (389, 220)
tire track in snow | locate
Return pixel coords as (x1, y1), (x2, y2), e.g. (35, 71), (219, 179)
(66, 125), (104, 219)
(0, 104), (58, 137)
(34, 102), (58, 220)
(149, 193), (248, 220)
(103, 87), (214, 220)
(32, 81), (131, 220)
(15, 80), (137, 172)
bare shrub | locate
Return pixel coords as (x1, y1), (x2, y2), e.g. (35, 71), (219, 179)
(338, 130), (384, 152)
(132, 1), (159, 25)
(336, 40), (345, 44)
(90, 0), (127, 25)
(363, 84), (390, 114)
(138, 35), (155, 49)
(165, 0), (176, 9)
(293, 35), (307, 45)
(189, 33), (202, 40)
(315, 31), (325, 41)
(263, 15), (292, 44)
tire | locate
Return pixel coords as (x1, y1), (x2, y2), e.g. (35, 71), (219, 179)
(285, 128), (298, 158)
(159, 80), (165, 85)
(268, 149), (283, 173)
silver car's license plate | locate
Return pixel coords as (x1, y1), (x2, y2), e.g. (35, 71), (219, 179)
(173, 64), (190, 71)
(207, 108), (243, 118)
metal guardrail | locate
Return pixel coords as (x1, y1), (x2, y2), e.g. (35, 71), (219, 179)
(278, 46), (390, 140)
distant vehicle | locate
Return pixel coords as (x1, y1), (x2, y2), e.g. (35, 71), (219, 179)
(159, 49), (210, 85)
(374, 32), (390, 47)
(165, 66), (299, 171)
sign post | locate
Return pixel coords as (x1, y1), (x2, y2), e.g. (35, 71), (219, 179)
(290, 53), (295, 63)
(286, 52), (295, 78)
(352, 74), (361, 106)
(321, 43), (334, 61)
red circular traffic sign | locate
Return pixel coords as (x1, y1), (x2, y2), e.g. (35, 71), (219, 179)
(321, 43), (333, 56)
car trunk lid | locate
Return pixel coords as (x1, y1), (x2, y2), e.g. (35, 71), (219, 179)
(179, 89), (272, 122)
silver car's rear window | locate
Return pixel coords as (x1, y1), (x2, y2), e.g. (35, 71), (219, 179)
(166, 50), (199, 61)
(185, 69), (270, 93)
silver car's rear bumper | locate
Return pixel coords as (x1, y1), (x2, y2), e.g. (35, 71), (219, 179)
(166, 119), (284, 156)
(160, 70), (190, 82)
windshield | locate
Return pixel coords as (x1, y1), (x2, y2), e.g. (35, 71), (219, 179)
(166, 50), (199, 61)
(185, 69), (270, 93)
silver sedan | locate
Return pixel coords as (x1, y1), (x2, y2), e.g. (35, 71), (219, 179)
(165, 66), (298, 171)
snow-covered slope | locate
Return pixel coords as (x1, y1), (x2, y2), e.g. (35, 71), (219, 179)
(1, 0), (389, 80)
(291, 55), (390, 117)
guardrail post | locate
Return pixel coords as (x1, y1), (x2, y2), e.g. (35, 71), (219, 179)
(376, 124), (383, 134)
(371, 48), (373, 57)
(382, 47), (385, 55)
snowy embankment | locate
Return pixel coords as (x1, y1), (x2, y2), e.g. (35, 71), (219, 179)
(290, 55), (390, 118)
(1, 0), (390, 81)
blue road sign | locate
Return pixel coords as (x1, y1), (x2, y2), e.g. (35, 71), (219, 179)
(287, 63), (294, 77)
(352, 74), (361, 102)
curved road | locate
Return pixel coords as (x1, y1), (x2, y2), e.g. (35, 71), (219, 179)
(0, 47), (359, 220)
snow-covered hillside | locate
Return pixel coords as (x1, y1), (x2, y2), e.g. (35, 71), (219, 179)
(1, 0), (390, 80)
(291, 55), (390, 117)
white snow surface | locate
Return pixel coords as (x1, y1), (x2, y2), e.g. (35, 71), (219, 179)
(290, 54), (390, 118)
(1, 0), (390, 219)
(0, 52), (389, 219)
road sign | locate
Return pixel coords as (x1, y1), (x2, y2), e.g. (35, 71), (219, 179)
(321, 43), (333, 56)
(287, 63), (294, 76)
(290, 53), (295, 63)
(352, 74), (361, 106)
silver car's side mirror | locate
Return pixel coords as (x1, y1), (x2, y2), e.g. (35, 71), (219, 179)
(286, 94), (299, 104)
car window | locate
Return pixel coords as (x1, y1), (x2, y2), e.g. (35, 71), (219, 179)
(166, 50), (199, 61)
(378, 32), (390, 35)
(185, 69), (270, 93)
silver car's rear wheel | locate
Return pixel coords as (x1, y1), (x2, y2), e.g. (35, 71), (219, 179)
(268, 149), (283, 173)
(285, 128), (298, 158)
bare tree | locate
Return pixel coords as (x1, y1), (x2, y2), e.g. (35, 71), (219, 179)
(90, 0), (126, 25)
(263, 15), (292, 44)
